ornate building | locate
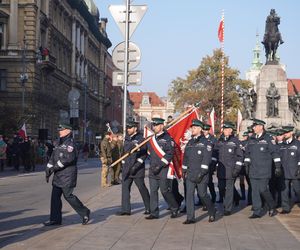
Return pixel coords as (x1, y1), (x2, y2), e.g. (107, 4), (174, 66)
(0, 0), (117, 141)
(129, 92), (175, 129)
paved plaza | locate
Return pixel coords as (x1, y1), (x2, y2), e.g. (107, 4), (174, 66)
(0, 159), (299, 250)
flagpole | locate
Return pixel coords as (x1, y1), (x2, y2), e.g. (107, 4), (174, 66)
(221, 10), (225, 131)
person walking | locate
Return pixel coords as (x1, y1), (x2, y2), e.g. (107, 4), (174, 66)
(0, 135), (7, 172)
(44, 124), (90, 226)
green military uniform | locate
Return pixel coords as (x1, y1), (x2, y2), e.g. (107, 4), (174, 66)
(100, 136), (112, 187)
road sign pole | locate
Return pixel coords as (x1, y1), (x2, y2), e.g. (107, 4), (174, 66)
(123, 0), (130, 137)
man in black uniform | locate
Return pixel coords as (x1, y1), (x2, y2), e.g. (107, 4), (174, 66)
(116, 121), (150, 216)
(44, 124), (90, 226)
(279, 125), (300, 213)
(244, 119), (281, 218)
(182, 119), (216, 224)
(215, 121), (244, 216)
(146, 117), (179, 219)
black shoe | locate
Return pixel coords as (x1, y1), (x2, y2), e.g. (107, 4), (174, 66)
(280, 210), (290, 214)
(202, 206), (208, 211)
(223, 211), (231, 216)
(82, 210), (90, 225)
(180, 206), (187, 214)
(116, 211), (131, 216)
(269, 209), (278, 217)
(143, 210), (150, 215)
(183, 219), (195, 224)
(170, 210), (178, 218)
(166, 207), (171, 211)
(43, 220), (61, 226)
(145, 214), (158, 220)
(249, 214), (261, 219)
(208, 214), (216, 223)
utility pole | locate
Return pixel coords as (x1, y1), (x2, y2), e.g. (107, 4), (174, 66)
(83, 76), (87, 144)
(20, 36), (28, 117)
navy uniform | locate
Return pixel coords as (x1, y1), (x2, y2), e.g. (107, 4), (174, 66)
(146, 118), (179, 219)
(244, 119), (281, 218)
(279, 125), (300, 213)
(203, 123), (217, 203)
(215, 122), (243, 215)
(117, 121), (150, 215)
(182, 120), (216, 224)
(44, 124), (90, 226)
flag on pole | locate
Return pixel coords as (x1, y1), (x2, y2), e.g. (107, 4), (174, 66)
(237, 109), (243, 134)
(209, 107), (215, 135)
(218, 19), (224, 42)
(18, 123), (27, 139)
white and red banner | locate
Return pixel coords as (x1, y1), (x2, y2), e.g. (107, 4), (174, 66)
(208, 107), (216, 135)
(18, 123), (27, 139)
(218, 19), (224, 43)
(145, 108), (199, 179)
(237, 109), (243, 134)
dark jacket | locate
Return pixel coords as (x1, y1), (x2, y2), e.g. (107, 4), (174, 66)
(245, 132), (281, 179)
(147, 130), (174, 180)
(122, 132), (147, 179)
(215, 134), (244, 179)
(279, 138), (300, 179)
(204, 134), (218, 172)
(183, 135), (212, 183)
(48, 134), (78, 188)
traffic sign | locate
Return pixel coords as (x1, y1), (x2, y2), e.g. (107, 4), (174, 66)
(112, 41), (141, 71)
(113, 71), (142, 86)
(109, 5), (148, 39)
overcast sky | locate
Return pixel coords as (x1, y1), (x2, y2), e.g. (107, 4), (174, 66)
(94, 0), (300, 96)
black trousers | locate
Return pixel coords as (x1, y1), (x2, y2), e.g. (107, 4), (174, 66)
(50, 185), (89, 223)
(281, 179), (300, 212)
(121, 177), (150, 213)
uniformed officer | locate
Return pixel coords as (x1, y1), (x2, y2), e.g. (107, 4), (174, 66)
(100, 132), (113, 188)
(146, 117), (179, 219)
(116, 121), (150, 216)
(244, 119), (281, 218)
(182, 119), (216, 224)
(215, 121), (244, 216)
(279, 125), (300, 213)
(44, 124), (90, 226)
(202, 123), (217, 203)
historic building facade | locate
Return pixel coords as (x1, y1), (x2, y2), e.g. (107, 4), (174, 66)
(0, 0), (122, 141)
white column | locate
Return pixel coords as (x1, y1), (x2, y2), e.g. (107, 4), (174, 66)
(8, 0), (18, 50)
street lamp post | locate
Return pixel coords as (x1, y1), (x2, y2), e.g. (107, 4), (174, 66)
(83, 76), (87, 144)
(20, 36), (28, 117)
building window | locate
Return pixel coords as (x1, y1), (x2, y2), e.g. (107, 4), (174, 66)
(0, 69), (7, 91)
(0, 23), (3, 49)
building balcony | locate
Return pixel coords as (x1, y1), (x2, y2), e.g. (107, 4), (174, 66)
(37, 54), (57, 73)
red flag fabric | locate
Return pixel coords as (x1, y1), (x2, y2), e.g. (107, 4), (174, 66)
(237, 109), (243, 134)
(208, 107), (216, 135)
(18, 123), (27, 139)
(167, 108), (199, 179)
(218, 20), (224, 42)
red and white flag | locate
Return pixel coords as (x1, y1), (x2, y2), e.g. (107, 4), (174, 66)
(209, 107), (216, 135)
(218, 17), (224, 43)
(18, 123), (27, 139)
(237, 109), (243, 134)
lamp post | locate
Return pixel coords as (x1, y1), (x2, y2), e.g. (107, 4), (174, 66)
(82, 76), (87, 144)
(20, 36), (28, 116)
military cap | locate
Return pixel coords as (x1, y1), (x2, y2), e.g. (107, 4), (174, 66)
(126, 120), (138, 128)
(57, 123), (73, 131)
(223, 121), (235, 129)
(242, 131), (249, 137)
(267, 123), (279, 130)
(151, 117), (165, 125)
(276, 129), (286, 136)
(295, 129), (300, 138)
(191, 119), (204, 128)
(252, 118), (266, 126)
(282, 124), (294, 133)
(202, 123), (211, 131)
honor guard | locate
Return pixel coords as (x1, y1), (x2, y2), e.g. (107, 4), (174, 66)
(146, 117), (179, 219)
(44, 124), (90, 226)
(116, 121), (150, 216)
(182, 119), (216, 224)
(244, 119), (281, 218)
(215, 121), (244, 216)
(279, 125), (300, 214)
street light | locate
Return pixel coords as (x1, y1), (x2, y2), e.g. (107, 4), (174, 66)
(20, 36), (28, 116)
(82, 76), (88, 144)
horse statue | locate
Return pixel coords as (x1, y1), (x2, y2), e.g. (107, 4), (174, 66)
(262, 9), (284, 63)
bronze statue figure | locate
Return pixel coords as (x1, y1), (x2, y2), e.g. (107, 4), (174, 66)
(266, 82), (280, 117)
(262, 9), (284, 63)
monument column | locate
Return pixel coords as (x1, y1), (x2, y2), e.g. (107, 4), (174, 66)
(8, 0), (18, 50)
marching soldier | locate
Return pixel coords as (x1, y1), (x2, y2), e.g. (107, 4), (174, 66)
(146, 117), (179, 219)
(279, 125), (300, 214)
(215, 121), (243, 216)
(116, 121), (150, 216)
(202, 123), (217, 203)
(182, 119), (216, 224)
(244, 119), (281, 218)
(100, 132), (113, 188)
(44, 124), (90, 226)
